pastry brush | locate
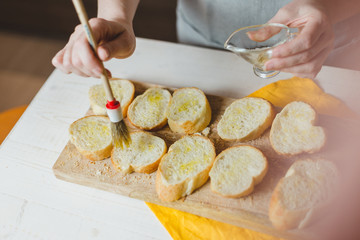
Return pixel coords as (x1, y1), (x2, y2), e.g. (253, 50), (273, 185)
(72, 0), (131, 148)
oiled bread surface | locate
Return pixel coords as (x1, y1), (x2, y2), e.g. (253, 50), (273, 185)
(111, 131), (167, 174)
(167, 87), (211, 134)
(127, 87), (171, 130)
(156, 135), (216, 201)
(209, 145), (268, 198)
(217, 97), (275, 141)
(89, 79), (135, 117)
(69, 115), (113, 161)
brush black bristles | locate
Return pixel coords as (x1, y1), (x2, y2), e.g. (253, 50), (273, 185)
(110, 120), (131, 149)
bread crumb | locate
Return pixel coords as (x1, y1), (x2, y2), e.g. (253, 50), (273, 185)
(194, 127), (210, 136)
(96, 170), (102, 176)
(201, 127), (210, 137)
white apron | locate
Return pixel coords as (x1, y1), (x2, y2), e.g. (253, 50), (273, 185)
(176, 0), (360, 71)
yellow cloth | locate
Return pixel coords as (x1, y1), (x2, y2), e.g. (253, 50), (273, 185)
(248, 77), (357, 118)
(145, 76), (356, 240)
(147, 203), (281, 240)
(0, 105), (27, 144)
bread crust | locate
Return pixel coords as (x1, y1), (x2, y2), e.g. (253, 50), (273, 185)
(128, 116), (168, 131)
(217, 97), (275, 141)
(69, 115), (113, 161)
(156, 135), (216, 202)
(269, 178), (308, 230)
(77, 145), (113, 161)
(167, 87), (212, 134)
(156, 164), (213, 202)
(210, 145), (268, 198)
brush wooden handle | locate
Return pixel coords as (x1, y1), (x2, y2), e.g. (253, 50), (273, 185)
(72, 0), (115, 102)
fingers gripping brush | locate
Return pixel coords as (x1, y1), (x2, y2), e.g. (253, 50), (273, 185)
(72, 0), (131, 148)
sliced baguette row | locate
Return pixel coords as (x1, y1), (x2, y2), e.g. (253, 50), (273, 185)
(217, 98), (326, 155)
(68, 116), (266, 200)
(89, 83), (212, 133)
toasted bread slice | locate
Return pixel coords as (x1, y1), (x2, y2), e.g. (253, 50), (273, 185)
(270, 101), (326, 155)
(269, 159), (338, 230)
(69, 115), (113, 161)
(217, 97), (275, 141)
(156, 135), (216, 201)
(127, 87), (171, 130)
(209, 145), (268, 198)
(111, 131), (167, 174)
(167, 87), (211, 134)
(89, 78), (135, 117)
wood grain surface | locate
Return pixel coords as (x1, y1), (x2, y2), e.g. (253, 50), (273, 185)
(53, 80), (358, 240)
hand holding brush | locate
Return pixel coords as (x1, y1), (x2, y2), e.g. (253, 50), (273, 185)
(72, 0), (131, 148)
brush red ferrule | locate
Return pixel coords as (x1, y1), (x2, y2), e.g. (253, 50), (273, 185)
(106, 100), (120, 110)
(106, 100), (123, 122)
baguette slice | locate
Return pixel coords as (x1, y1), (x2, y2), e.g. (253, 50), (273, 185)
(89, 78), (135, 117)
(127, 87), (172, 130)
(111, 131), (167, 174)
(269, 159), (338, 230)
(69, 115), (113, 161)
(167, 87), (211, 134)
(270, 101), (326, 155)
(217, 97), (275, 141)
(156, 135), (216, 201)
(209, 145), (268, 198)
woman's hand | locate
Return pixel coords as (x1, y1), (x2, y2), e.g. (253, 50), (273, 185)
(52, 18), (136, 78)
(265, 0), (335, 79)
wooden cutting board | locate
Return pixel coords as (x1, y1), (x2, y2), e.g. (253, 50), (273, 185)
(53, 81), (357, 240)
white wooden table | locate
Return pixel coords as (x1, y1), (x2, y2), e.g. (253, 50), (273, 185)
(1, 38), (359, 240)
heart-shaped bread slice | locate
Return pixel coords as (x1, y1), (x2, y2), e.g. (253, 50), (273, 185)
(111, 131), (167, 174)
(270, 101), (326, 155)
